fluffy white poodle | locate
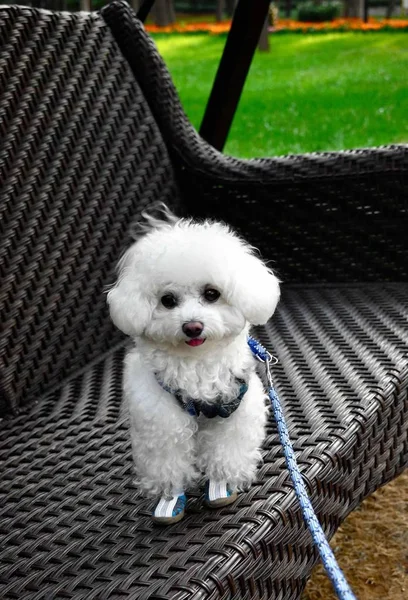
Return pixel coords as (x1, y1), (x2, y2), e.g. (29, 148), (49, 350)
(107, 207), (280, 524)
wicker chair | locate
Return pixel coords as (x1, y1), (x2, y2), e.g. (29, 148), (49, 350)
(0, 2), (407, 598)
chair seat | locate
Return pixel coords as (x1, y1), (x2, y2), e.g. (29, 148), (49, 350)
(1, 283), (406, 599)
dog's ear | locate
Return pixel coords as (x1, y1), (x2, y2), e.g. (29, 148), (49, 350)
(107, 247), (153, 337)
(228, 252), (280, 326)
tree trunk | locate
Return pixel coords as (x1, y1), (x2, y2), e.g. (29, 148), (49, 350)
(258, 15), (270, 52)
(216, 0), (225, 22)
(386, 0), (396, 18)
(363, 0), (369, 21)
(225, 0), (237, 17)
(152, 0), (176, 27)
(347, 0), (364, 17)
(168, 0), (176, 23)
(80, 0), (91, 11)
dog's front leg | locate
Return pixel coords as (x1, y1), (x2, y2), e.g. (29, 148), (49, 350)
(124, 351), (198, 505)
(196, 373), (267, 496)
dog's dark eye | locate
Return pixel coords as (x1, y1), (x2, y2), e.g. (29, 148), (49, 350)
(161, 293), (178, 309)
(203, 288), (220, 303)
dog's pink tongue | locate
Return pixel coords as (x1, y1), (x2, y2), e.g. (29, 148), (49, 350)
(186, 338), (205, 347)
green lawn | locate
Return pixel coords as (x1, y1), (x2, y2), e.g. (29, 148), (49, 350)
(152, 32), (408, 157)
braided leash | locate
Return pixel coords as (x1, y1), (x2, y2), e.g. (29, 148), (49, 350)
(248, 337), (357, 600)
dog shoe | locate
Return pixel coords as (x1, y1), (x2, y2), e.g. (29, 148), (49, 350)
(152, 493), (187, 525)
(204, 480), (238, 508)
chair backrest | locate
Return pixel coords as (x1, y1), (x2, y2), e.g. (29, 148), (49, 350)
(0, 5), (179, 414)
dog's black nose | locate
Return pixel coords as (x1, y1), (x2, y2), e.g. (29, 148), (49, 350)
(182, 321), (204, 338)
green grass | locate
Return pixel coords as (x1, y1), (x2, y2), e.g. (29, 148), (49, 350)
(152, 32), (408, 157)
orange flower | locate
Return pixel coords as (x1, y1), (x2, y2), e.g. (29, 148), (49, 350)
(145, 17), (408, 34)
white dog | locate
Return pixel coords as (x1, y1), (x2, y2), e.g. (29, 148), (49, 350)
(107, 208), (280, 524)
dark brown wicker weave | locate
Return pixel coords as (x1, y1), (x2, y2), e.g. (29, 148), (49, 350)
(0, 2), (407, 598)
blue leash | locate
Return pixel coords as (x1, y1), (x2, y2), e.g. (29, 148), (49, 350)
(248, 337), (357, 600)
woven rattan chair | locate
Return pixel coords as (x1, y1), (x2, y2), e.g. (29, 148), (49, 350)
(1, 2), (407, 598)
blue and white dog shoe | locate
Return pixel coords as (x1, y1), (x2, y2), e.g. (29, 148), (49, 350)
(152, 493), (187, 525)
(204, 480), (238, 508)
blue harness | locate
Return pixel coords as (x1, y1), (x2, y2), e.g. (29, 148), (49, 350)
(156, 364), (249, 418)
(155, 337), (270, 418)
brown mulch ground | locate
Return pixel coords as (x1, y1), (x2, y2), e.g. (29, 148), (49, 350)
(303, 470), (408, 600)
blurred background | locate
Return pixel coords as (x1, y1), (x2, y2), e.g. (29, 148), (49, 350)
(3, 0), (407, 158)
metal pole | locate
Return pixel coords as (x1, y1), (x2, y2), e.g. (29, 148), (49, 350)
(199, 0), (271, 151)
(137, 0), (157, 23)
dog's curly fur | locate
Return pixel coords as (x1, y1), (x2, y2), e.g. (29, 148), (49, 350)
(107, 208), (280, 498)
